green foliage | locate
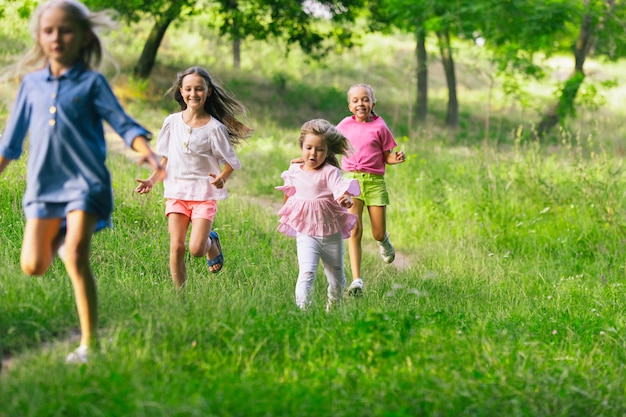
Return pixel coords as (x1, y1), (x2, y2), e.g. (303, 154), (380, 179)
(587, 0), (626, 61)
(84, 0), (197, 23)
(3, 9), (626, 416)
(0, 1), (32, 66)
(207, 0), (367, 58)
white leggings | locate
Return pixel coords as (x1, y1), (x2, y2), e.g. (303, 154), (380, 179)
(295, 232), (346, 309)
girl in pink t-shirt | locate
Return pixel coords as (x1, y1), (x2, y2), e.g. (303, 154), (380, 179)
(276, 119), (360, 311)
(337, 84), (406, 296)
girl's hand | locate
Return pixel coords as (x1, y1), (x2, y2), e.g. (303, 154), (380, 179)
(139, 153), (165, 177)
(290, 157), (304, 164)
(134, 179), (154, 194)
(210, 174), (226, 189)
(338, 194), (353, 208)
(138, 153), (166, 182)
(394, 150), (406, 163)
(384, 149), (406, 165)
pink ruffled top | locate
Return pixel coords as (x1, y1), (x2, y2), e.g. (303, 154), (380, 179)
(276, 163), (360, 238)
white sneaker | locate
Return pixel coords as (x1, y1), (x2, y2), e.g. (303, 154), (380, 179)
(325, 299), (340, 313)
(346, 278), (364, 297)
(377, 234), (395, 264)
(66, 345), (88, 364)
(57, 243), (66, 262)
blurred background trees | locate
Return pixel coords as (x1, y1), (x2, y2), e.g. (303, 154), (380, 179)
(2, 0), (625, 135)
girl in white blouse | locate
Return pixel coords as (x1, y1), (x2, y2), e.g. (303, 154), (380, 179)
(135, 66), (252, 288)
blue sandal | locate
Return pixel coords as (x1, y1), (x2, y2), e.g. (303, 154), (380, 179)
(206, 231), (224, 273)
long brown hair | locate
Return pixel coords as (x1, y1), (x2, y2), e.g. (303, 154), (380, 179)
(167, 66), (253, 146)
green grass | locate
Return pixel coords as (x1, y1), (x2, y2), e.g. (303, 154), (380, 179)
(2, 13), (626, 417)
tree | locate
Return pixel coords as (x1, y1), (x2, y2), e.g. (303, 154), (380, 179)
(85, 0), (197, 79)
(210, 0), (367, 69)
(415, 28), (427, 122)
(536, 0), (621, 136)
(436, 29), (458, 127)
(370, 0), (432, 124)
(132, 2), (189, 79)
(87, 0), (367, 78)
(371, 0), (482, 128)
(473, 0), (626, 136)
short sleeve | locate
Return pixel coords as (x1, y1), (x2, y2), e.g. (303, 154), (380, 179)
(326, 166), (360, 200)
(378, 119), (397, 152)
(156, 116), (172, 157)
(275, 165), (296, 197)
(211, 123), (241, 170)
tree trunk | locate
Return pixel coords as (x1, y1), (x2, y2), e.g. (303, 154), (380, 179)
(233, 38), (241, 69)
(133, 14), (177, 79)
(416, 28), (427, 123)
(436, 30), (458, 128)
(536, 0), (614, 136)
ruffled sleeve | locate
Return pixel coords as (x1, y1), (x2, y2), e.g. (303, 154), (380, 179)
(326, 166), (360, 200)
(275, 165), (296, 197)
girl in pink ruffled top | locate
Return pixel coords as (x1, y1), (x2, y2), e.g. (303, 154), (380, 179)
(276, 119), (360, 311)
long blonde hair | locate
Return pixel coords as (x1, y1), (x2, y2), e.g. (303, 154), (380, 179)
(3, 0), (115, 80)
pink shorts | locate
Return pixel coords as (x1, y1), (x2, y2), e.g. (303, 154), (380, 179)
(165, 199), (217, 221)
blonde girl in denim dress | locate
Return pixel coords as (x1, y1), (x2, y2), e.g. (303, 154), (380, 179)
(0, 0), (163, 363)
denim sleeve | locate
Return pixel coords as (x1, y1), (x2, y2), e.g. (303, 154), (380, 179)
(92, 73), (152, 147)
(0, 81), (31, 160)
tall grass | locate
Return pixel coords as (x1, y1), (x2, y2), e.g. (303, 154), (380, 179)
(1, 11), (626, 417)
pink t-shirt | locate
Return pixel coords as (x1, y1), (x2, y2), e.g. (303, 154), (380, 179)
(276, 163), (360, 238)
(337, 115), (397, 175)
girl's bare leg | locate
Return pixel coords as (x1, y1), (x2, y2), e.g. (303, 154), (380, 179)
(189, 217), (224, 273)
(168, 213), (191, 289)
(347, 199), (365, 282)
(62, 211), (98, 348)
(369, 205), (394, 263)
(21, 218), (64, 276)
(368, 205), (387, 242)
(188, 218), (212, 258)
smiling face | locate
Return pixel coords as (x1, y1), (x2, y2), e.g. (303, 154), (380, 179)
(180, 73), (211, 111)
(38, 6), (88, 76)
(300, 133), (328, 171)
(347, 86), (375, 123)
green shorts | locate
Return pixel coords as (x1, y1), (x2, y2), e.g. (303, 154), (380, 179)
(344, 172), (389, 206)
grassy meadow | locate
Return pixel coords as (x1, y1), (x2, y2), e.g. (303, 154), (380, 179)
(2, 9), (626, 417)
